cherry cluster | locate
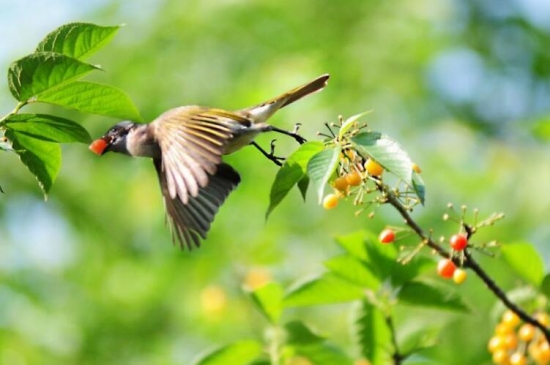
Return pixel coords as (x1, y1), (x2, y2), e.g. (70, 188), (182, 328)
(489, 310), (550, 365)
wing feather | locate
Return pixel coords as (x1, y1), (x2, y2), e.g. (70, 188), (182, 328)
(154, 159), (241, 249)
(152, 106), (249, 202)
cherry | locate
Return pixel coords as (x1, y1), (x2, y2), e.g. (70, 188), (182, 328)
(378, 228), (395, 244)
(437, 259), (456, 279)
(450, 234), (468, 251)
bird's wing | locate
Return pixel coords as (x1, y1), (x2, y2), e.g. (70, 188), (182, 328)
(154, 158), (241, 249)
(152, 106), (249, 203)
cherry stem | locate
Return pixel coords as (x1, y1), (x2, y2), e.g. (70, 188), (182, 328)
(380, 182), (550, 343)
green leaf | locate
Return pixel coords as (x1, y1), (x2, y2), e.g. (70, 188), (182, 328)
(35, 81), (142, 121)
(501, 242), (544, 287)
(541, 274), (550, 298)
(249, 282), (283, 324)
(5, 129), (61, 196)
(5, 113), (91, 143)
(266, 141), (323, 218)
(284, 273), (364, 307)
(399, 325), (440, 356)
(324, 254), (381, 289)
(291, 343), (353, 365)
(284, 320), (325, 345)
(8, 52), (99, 101)
(297, 175), (309, 201)
(335, 231), (370, 261)
(412, 170), (426, 205)
(338, 111), (372, 139)
(36, 23), (121, 60)
(307, 146), (341, 204)
(398, 280), (470, 312)
(356, 300), (392, 365)
(192, 340), (263, 365)
(351, 132), (413, 185)
(335, 231), (430, 287)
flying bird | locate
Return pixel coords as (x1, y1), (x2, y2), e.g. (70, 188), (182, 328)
(90, 74), (330, 249)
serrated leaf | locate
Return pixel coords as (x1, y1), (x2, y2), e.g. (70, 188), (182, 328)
(307, 146), (341, 204)
(284, 273), (364, 307)
(192, 340), (263, 365)
(266, 141), (323, 218)
(291, 343), (353, 365)
(339, 111), (372, 139)
(5, 113), (91, 143)
(8, 52), (99, 101)
(399, 324), (441, 356)
(36, 22), (121, 60)
(249, 282), (283, 324)
(501, 242), (544, 287)
(35, 80), (142, 121)
(335, 231), (430, 287)
(5, 129), (61, 197)
(285, 321), (325, 345)
(351, 132), (413, 185)
(398, 280), (470, 312)
(412, 171), (426, 205)
(325, 254), (381, 290)
(356, 300), (392, 365)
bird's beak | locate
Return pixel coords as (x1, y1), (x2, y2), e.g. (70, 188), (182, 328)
(89, 137), (111, 155)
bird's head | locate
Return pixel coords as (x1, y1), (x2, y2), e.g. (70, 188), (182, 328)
(89, 121), (136, 156)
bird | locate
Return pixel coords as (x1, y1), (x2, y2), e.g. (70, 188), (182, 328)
(89, 74), (330, 249)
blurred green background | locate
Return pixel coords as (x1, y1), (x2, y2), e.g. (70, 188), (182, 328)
(1, 0), (550, 364)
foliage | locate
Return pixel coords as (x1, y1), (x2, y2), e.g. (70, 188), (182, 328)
(1, 22), (140, 196)
(2, 3), (550, 365)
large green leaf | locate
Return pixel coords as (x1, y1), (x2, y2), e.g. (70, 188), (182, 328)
(307, 146), (341, 204)
(398, 280), (470, 312)
(335, 231), (370, 260)
(324, 254), (381, 290)
(192, 340), (263, 365)
(351, 132), (413, 185)
(283, 273), (364, 307)
(249, 282), (283, 324)
(8, 52), (99, 101)
(356, 300), (392, 365)
(5, 129), (61, 196)
(335, 231), (430, 287)
(266, 141), (323, 218)
(35, 81), (142, 121)
(36, 23), (121, 60)
(290, 343), (353, 365)
(284, 321), (325, 345)
(501, 242), (544, 287)
(4, 113), (91, 143)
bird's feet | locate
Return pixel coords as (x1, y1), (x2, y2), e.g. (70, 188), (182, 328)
(270, 124), (307, 145)
(252, 140), (285, 166)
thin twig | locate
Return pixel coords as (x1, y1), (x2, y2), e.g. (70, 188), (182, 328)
(385, 314), (404, 365)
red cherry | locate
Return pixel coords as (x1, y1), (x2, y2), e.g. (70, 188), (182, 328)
(379, 228), (395, 244)
(437, 259), (457, 279)
(450, 234), (468, 251)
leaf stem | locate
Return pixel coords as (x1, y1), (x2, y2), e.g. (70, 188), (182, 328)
(380, 182), (550, 343)
(384, 313), (404, 365)
(0, 101), (27, 125)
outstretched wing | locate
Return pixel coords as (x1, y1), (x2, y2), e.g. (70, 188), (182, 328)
(154, 159), (241, 249)
(152, 106), (248, 204)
